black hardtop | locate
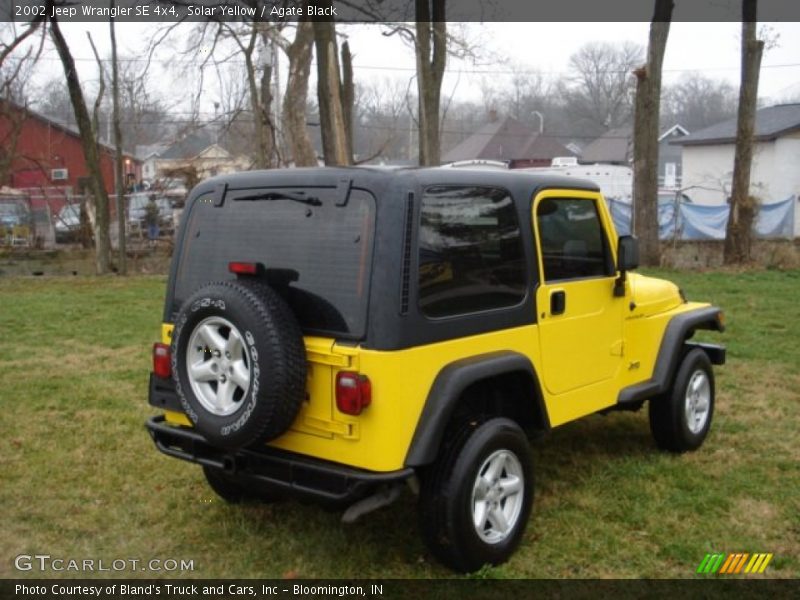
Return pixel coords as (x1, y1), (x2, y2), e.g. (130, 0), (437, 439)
(190, 166), (601, 206)
(170, 166), (606, 350)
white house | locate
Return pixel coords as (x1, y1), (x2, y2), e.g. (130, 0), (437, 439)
(154, 130), (249, 183)
(673, 104), (800, 233)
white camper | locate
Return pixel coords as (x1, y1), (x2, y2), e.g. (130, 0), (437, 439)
(518, 159), (633, 201)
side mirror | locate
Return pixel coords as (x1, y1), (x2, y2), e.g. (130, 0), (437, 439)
(617, 235), (639, 272)
(614, 235), (638, 297)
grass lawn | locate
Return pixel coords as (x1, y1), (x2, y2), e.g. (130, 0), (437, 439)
(0, 269), (798, 579)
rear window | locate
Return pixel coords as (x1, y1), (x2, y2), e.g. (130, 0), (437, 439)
(173, 187), (376, 338)
(418, 185), (526, 318)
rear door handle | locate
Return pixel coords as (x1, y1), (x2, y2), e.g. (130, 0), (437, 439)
(550, 290), (566, 315)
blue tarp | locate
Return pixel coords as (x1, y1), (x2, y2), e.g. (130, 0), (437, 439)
(606, 196), (796, 240)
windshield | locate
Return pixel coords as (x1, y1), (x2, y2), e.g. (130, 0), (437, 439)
(129, 195), (171, 217)
(60, 205), (79, 218)
(173, 187), (376, 339)
(0, 203), (23, 215)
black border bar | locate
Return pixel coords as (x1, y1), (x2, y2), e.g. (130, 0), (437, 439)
(4, 0), (800, 24)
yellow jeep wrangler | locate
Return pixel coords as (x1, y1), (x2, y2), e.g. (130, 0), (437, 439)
(147, 167), (724, 572)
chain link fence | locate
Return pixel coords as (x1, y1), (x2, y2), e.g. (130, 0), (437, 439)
(1, 188), (182, 250)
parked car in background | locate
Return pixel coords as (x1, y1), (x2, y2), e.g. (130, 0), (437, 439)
(127, 193), (174, 236)
(54, 204), (81, 243)
(0, 199), (33, 246)
(0, 200), (31, 229)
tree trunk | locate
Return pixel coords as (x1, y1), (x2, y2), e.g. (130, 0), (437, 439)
(724, 4), (763, 265)
(50, 17), (111, 275)
(244, 28), (275, 170)
(414, 0), (447, 166)
(632, 0), (673, 267)
(313, 13), (350, 166)
(283, 19), (317, 167)
(110, 14), (126, 274)
(340, 40), (354, 162)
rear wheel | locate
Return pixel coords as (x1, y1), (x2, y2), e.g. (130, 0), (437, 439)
(418, 417), (533, 573)
(649, 348), (715, 453)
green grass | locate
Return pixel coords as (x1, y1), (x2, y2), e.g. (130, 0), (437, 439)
(0, 269), (798, 579)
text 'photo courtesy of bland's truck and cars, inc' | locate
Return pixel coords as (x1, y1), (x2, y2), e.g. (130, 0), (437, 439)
(14, 583), (383, 598)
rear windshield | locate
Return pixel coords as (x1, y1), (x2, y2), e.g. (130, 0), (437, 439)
(172, 187), (376, 339)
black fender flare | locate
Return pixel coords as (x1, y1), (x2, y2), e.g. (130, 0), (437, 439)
(404, 350), (548, 467)
(617, 305), (725, 405)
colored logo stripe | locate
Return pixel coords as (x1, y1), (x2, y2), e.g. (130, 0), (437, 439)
(697, 553), (726, 574)
(697, 553), (773, 574)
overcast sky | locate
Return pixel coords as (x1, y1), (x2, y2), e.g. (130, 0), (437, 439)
(14, 20), (800, 118)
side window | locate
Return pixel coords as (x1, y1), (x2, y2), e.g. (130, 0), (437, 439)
(536, 197), (613, 282)
(419, 185), (525, 318)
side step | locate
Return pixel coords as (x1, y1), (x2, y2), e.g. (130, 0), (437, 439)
(146, 416), (413, 505)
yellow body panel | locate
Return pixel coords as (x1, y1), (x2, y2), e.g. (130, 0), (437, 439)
(159, 189), (714, 473)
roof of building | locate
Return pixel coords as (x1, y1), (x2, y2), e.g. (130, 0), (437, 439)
(1, 99), (137, 159)
(658, 124), (690, 141)
(159, 130), (219, 160)
(442, 115), (572, 163)
(673, 104), (800, 146)
(580, 127), (632, 164)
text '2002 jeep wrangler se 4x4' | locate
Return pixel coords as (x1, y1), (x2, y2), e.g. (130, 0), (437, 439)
(147, 167), (724, 573)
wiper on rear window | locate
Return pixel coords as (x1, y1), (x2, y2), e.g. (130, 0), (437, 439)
(235, 191), (322, 206)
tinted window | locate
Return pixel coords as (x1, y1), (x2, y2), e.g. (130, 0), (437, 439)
(174, 188), (375, 338)
(418, 186), (525, 318)
(536, 197), (613, 282)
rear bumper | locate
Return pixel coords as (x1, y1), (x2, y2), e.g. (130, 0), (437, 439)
(145, 416), (413, 504)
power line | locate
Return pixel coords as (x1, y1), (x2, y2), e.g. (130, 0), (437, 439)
(9, 53), (800, 75)
(37, 116), (639, 141)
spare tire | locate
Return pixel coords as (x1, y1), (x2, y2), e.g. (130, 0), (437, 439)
(171, 280), (306, 449)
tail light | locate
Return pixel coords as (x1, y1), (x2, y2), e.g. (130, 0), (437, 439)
(228, 261), (260, 275)
(336, 372), (371, 416)
(153, 343), (172, 379)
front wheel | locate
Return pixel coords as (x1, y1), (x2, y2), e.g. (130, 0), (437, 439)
(418, 417), (533, 573)
(649, 348), (715, 453)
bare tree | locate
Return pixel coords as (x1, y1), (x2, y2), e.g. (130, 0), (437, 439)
(340, 40), (355, 159)
(313, 12), (351, 165)
(352, 78), (411, 162)
(632, 0), (673, 267)
(561, 41), (643, 137)
(157, 4), (281, 168)
(111, 13), (126, 275)
(85, 33), (106, 145)
(114, 58), (172, 148)
(49, 13), (112, 274)
(281, 19), (317, 166)
(661, 74), (738, 131)
(34, 76), (76, 126)
(414, 0), (447, 166)
(240, 24), (280, 169)
(724, 1), (765, 264)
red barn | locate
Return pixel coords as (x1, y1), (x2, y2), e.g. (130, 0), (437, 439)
(0, 100), (141, 201)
